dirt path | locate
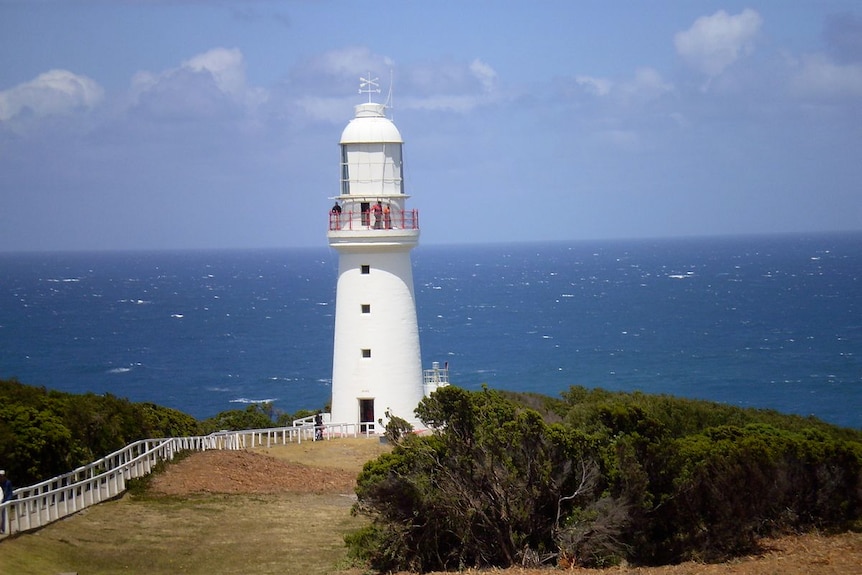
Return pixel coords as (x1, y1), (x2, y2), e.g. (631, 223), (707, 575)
(149, 449), (359, 495)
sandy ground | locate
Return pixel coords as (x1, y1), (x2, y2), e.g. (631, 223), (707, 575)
(148, 447), (862, 575)
(148, 449), (358, 495)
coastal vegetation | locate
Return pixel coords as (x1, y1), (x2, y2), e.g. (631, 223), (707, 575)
(0, 378), (312, 485)
(0, 378), (199, 485)
(0, 441), (860, 575)
(2, 378), (861, 573)
(197, 402), (314, 433)
(348, 385), (862, 571)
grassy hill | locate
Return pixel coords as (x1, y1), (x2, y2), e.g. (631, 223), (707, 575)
(2, 380), (860, 573)
(0, 439), (859, 575)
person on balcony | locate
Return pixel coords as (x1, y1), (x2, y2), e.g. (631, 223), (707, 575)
(372, 201), (383, 229)
(330, 202), (342, 230)
(383, 204), (391, 229)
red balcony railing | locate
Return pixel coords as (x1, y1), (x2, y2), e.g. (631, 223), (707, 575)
(329, 209), (419, 231)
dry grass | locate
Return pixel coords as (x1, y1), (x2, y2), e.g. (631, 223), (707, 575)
(0, 438), (383, 575)
(255, 435), (391, 470)
(0, 438), (860, 575)
(420, 532), (862, 575)
(0, 492), (364, 575)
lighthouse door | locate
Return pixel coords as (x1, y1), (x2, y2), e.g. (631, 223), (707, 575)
(359, 398), (375, 433)
(360, 202), (370, 226)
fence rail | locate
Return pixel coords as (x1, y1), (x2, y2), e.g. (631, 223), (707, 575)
(329, 208), (419, 231)
(0, 421), (379, 537)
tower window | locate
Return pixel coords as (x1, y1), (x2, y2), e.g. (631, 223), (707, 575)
(361, 264), (370, 274)
(361, 304), (371, 314)
(361, 348), (372, 358)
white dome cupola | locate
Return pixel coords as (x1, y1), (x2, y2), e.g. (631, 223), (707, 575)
(339, 102), (405, 198)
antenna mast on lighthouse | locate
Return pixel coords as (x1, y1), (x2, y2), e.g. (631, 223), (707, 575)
(385, 70), (394, 118)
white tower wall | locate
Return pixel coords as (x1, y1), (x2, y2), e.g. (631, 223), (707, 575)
(328, 99), (425, 432)
(330, 246), (424, 427)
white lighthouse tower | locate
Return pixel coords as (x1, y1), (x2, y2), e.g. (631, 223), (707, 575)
(327, 78), (430, 432)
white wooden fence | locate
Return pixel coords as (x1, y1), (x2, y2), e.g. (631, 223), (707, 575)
(0, 421), (378, 537)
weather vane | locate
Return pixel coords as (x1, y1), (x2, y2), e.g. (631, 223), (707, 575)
(359, 73), (380, 103)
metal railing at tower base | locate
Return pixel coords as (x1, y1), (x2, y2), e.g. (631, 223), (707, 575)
(0, 422), (380, 538)
(423, 362), (450, 396)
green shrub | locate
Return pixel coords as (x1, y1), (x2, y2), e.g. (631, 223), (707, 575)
(348, 384), (862, 571)
(382, 410), (413, 443)
(0, 379), (199, 484)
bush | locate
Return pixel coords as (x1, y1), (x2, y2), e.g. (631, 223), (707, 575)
(643, 424), (862, 562)
(347, 385), (862, 571)
(382, 410), (413, 444)
(352, 386), (599, 571)
(0, 379), (200, 485)
(199, 403), (276, 433)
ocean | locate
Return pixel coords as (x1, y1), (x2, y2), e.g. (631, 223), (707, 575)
(1, 233), (859, 429)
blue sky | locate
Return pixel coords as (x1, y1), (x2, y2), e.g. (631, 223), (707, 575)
(1, 1), (860, 252)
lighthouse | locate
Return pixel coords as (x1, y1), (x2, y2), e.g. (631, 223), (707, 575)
(327, 79), (433, 432)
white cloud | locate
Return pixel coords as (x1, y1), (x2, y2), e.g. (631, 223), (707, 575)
(294, 95), (352, 122)
(183, 48), (247, 100)
(402, 94), (491, 113)
(571, 68), (670, 103)
(129, 47), (267, 116)
(675, 9), (763, 77)
(130, 70), (158, 100)
(622, 67), (673, 100)
(469, 59), (498, 93)
(400, 58), (500, 113)
(314, 46), (395, 79)
(789, 54), (862, 99)
(576, 75), (612, 96)
(0, 69), (104, 121)
(286, 47), (397, 122)
(292, 53), (500, 118)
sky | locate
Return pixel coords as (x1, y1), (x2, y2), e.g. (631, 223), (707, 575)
(1, 1), (860, 252)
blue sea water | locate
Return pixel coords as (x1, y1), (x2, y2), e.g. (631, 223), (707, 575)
(1, 233), (859, 429)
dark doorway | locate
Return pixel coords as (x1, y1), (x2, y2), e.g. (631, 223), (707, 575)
(360, 202), (370, 226)
(359, 398), (375, 433)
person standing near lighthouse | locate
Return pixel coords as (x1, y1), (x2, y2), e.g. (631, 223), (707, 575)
(327, 77), (424, 432)
(0, 469), (13, 533)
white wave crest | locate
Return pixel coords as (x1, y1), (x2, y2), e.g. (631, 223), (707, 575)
(229, 397), (278, 404)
